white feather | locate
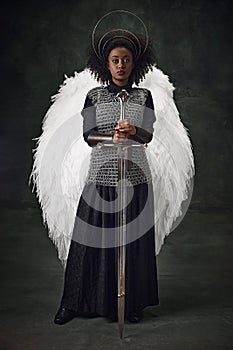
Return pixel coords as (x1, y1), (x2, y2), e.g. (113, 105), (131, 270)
(140, 67), (195, 254)
(29, 69), (100, 266)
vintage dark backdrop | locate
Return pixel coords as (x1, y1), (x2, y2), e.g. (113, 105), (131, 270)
(0, 0), (232, 349)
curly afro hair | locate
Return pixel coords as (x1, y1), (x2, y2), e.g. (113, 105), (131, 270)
(86, 35), (156, 86)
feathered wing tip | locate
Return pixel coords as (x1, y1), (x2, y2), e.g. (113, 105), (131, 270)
(140, 66), (195, 254)
(29, 69), (100, 265)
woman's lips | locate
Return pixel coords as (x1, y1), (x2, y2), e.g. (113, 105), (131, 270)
(117, 71), (125, 75)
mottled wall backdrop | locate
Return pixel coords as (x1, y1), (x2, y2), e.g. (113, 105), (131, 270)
(1, 0), (232, 211)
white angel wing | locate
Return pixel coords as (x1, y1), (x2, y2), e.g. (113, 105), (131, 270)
(29, 69), (100, 265)
(139, 66), (195, 254)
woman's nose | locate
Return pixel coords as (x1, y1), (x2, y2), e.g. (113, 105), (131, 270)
(118, 60), (125, 68)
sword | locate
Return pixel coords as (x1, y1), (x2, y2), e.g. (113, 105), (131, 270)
(116, 89), (129, 339)
(92, 90), (145, 337)
(97, 142), (145, 339)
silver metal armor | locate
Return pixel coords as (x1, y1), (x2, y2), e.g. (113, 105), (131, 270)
(85, 87), (152, 186)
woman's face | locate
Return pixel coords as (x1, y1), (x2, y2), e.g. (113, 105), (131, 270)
(107, 47), (134, 86)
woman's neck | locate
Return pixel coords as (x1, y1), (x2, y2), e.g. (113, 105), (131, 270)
(108, 79), (133, 93)
(111, 77), (129, 87)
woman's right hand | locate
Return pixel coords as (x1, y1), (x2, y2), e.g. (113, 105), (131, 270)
(113, 119), (131, 143)
(112, 130), (129, 143)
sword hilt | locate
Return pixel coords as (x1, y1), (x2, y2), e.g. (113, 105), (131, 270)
(117, 89), (129, 120)
(116, 89), (129, 102)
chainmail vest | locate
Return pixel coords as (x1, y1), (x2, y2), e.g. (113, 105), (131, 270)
(85, 87), (152, 186)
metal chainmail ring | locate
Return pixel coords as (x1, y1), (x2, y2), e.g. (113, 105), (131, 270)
(92, 10), (149, 61)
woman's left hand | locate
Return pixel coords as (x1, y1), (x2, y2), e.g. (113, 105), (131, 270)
(114, 119), (136, 136)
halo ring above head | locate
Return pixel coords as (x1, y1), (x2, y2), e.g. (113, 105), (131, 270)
(92, 10), (149, 62)
(99, 29), (141, 61)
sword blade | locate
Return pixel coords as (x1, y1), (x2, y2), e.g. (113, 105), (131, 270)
(116, 90), (129, 339)
(117, 148), (127, 338)
(118, 243), (125, 339)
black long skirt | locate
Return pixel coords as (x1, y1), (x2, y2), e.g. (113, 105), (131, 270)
(60, 182), (159, 320)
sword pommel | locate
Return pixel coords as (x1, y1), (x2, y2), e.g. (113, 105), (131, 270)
(116, 89), (129, 102)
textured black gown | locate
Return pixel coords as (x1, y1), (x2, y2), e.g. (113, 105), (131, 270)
(59, 81), (159, 320)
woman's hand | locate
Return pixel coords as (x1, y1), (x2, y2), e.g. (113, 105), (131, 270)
(112, 130), (129, 143)
(112, 119), (136, 143)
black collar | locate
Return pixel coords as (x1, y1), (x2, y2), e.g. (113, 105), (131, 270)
(107, 80), (133, 94)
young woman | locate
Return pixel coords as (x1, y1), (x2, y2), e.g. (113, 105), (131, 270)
(54, 35), (159, 324)
(29, 11), (194, 331)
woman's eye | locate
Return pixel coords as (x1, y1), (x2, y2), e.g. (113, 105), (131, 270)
(112, 58), (130, 64)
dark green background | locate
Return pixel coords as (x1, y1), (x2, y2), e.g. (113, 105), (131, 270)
(1, 2), (233, 348)
(1, 0), (233, 211)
